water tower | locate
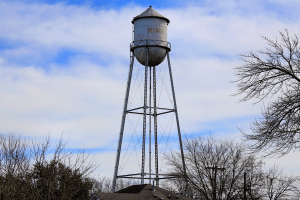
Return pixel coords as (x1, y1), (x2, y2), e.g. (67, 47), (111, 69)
(112, 6), (188, 193)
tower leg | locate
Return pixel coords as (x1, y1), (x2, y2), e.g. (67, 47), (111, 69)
(166, 52), (188, 194)
(149, 67), (152, 184)
(141, 48), (148, 184)
(112, 54), (135, 193)
(153, 66), (159, 186)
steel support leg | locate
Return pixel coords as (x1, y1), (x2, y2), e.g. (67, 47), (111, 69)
(149, 67), (152, 184)
(166, 52), (188, 194)
(112, 54), (135, 193)
(141, 48), (148, 184)
(153, 66), (159, 186)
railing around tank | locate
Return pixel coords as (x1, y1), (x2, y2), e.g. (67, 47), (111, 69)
(130, 40), (171, 51)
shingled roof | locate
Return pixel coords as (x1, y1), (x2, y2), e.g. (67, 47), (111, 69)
(90, 184), (191, 200)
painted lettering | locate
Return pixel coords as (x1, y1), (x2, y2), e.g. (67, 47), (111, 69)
(147, 27), (165, 34)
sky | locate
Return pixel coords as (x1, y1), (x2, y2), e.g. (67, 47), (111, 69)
(1, 0), (300, 178)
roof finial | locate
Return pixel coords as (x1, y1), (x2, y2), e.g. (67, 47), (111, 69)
(149, 5), (152, 8)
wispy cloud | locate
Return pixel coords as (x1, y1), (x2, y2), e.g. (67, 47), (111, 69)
(0, 0), (300, 176)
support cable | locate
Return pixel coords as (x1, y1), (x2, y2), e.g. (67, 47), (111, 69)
(159, 114), (175, 172)
(156, 60), (166, 107)
(128, 61), (144, 107)
(118, 114), (142, 173)
(127, 58), (138, 105)
(157, 114), (175, 152)
(157, 59), (173, 106)
(149, 113), (175, 174)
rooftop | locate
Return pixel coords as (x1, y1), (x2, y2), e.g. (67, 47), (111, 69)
(132, 6), (170, 24)
(90, 184), (191, 200)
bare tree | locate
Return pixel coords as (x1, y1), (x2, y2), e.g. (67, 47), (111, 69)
(262, 165), (299, 200)
(0, 134), (32, 199)
(165, 135), (265, 200)
(233, 29), (300, 156)
(0, 133), (97, 200)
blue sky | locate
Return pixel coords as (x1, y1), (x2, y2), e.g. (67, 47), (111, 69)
(1, 0), (300, 176)
(6, 0), (203, 9)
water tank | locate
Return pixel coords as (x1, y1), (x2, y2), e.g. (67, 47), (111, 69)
(131, 6), (171, 67)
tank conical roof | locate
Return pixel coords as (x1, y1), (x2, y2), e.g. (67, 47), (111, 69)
(132, 6), (170, 24)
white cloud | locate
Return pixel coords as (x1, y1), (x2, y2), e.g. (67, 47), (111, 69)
(0, 0), (299, 177)
(0, 2), (144, 59)
(0, 58), (127, 148)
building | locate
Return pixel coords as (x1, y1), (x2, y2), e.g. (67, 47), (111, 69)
(90, 184), (192, 200)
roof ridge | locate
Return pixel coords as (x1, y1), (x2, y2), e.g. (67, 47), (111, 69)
(139, 184), (148, 193)
(116, 184), (148, 194)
